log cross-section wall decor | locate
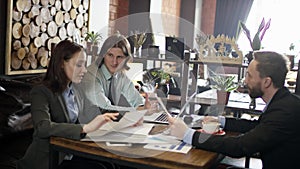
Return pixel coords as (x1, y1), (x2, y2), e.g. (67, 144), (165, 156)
(5, 0), (90, 75)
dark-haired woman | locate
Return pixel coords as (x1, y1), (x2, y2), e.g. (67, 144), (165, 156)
(17, 40), (119, 169)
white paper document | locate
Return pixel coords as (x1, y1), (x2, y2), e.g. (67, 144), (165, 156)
(196, 89), (217, 99)
(81, 109), (182, 145)
(229, 92), (265, 105)
(81, 110), (150, 141)
(146, 134), (181, 144)
(144, 141), (192, 154)
(109, 109), (148, 130)
(83, 131), (148, 143)
(197, 89), (265, 105)
(98, 110), (148, 133)
(81, 124), (182, 144)
(89, 109), (148, 136)
(83, 122), (154, 138)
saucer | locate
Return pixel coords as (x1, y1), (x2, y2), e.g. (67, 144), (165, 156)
(197, 129), (226, 135)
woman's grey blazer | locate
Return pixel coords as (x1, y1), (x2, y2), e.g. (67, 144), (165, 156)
(17, 84), (100, 169)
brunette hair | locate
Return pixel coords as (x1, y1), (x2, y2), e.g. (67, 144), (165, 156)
(95, 33), (132, 70)
(253, 51), (289, 88)
(43, 40), (83, 93)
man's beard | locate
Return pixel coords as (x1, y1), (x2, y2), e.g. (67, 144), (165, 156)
(248, 84), (263, 99)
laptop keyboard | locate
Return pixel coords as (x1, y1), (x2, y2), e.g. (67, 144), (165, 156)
(155, 113), (168, 122)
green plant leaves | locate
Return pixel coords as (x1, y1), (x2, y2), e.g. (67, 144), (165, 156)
(210, 75), (239, 92)
(150, 69), (171, 84)
(85, 31), (102, 44)
(252, 32), (261, 51)
(239, 18), (271, 51)
(130, 31), (147, 48)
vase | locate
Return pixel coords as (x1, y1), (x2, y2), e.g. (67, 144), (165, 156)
(156, 84), (169, 97)
(134, 46), (141, 57)
(286, 54), (295, 69)
(148, 45), (160, 58)
(216, 91), (230, 105)
(245, 51), (254, 64)
(86, 42), (93, 55)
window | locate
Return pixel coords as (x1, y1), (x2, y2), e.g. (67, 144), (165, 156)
(238, 0), (300, 57)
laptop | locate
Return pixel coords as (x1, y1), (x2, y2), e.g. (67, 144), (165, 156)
(113, 94), (179, 124)
(143, 110), (178, 124)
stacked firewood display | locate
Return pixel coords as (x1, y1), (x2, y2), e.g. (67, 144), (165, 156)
(9, 0), (89, 73)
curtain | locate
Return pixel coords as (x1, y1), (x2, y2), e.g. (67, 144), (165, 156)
(213, 0), (253, 38)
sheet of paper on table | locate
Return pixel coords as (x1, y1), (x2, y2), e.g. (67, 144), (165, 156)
(81, 109), (190, 153)
(92, 109), (148, 136)
(81, 109), (180, 144)
(82, 130), (181, 144)
(196, 89), (265, 105)
(144, 141), (192, 154)
(82, 122), (154, 141)
(229, 92), (265, 105)
(111, 109), (148, 130)
(196, 89), (217, 99)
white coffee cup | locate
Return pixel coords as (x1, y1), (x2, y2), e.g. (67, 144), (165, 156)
(202, 122), (220, 134)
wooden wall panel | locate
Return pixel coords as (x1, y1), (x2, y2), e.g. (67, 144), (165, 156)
(5, 0), (90, 75)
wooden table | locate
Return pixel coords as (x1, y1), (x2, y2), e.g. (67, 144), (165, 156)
(49, 125), (224, 169)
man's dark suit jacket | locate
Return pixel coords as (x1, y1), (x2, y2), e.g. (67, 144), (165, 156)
(17, 84), (100, 169)
(192, 87), (300, 169)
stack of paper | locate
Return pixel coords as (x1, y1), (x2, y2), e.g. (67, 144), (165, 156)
(82, 110), (150, 142)
(81, 109), (192, 153)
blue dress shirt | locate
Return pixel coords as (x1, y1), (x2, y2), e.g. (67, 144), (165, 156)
(63, 84), (79, 123)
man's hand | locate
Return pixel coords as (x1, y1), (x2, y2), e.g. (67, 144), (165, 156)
(202, 116), (219, 123)
(143, 93), (152, 109)
(141, 93), (159, 115)
(168, 116), (188, 140)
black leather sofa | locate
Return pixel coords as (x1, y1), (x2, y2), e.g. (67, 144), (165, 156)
(0, 74), (43, 169)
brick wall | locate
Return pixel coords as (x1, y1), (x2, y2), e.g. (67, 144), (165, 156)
(161, 0), (181, 36)
(109, 0), (129, 35)
(201, 0), (216, 35)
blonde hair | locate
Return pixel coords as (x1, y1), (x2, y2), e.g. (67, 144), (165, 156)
(96, 33), (132, 71)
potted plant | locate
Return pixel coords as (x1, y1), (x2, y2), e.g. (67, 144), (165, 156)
(286, 43), (296, 69)
(142, 68), (173, 97)
(130, 31), (147, 57)
(150, 69), (171, 85)
(239, 18), (271, 63)
(148, 33), (160, 58)
(209, 74), (239, 105)
(85, 31), (103, 56)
